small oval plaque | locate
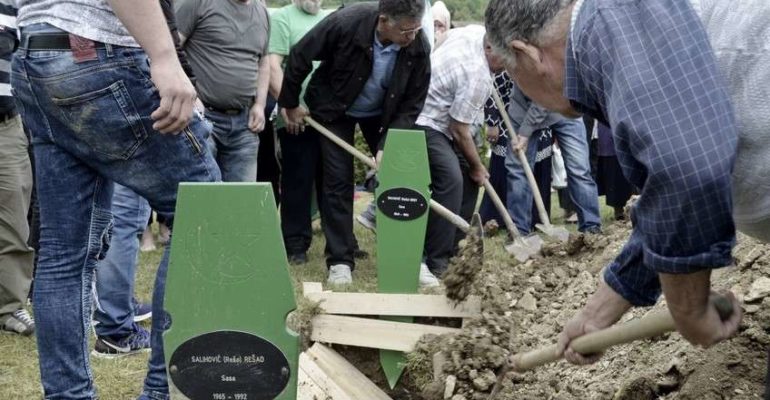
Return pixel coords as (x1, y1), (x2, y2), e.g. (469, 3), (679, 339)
(169, 331), (290, 400)
(377, 187), (428, 221)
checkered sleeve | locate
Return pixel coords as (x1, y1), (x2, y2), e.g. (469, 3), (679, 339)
(574, 0), (738, 305)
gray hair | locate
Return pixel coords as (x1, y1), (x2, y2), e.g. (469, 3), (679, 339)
(379, 0), (425, 21)
(485, 0), (573, 66)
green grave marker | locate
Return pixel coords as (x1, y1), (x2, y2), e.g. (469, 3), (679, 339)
(164, 183), (299, 400)
(376, 130), (431, 388)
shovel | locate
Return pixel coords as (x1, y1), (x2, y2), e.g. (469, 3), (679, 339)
(305, 116), (474, 234)
(489, 89), (570, 243)
(482, 180), (542, 262)
(487, 296), (735, 399)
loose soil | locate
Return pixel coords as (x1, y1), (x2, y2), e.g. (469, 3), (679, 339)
(405, 220), (770, 399)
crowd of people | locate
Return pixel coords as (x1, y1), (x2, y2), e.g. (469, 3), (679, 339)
(0, 0), (767, 398)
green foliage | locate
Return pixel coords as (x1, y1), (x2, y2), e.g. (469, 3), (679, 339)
(353, 130), (373, 185)
(267, 0), (487, 23)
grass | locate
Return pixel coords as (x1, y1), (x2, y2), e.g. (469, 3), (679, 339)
(0, 191), (615, 399)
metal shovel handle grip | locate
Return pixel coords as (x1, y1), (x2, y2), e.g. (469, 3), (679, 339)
(304, 116), (470, 233)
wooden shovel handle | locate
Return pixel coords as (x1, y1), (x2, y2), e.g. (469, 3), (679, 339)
(511, 296), (735, 372)
(482, 180), (521, 239)
(305, 116), (470, 233)
(489, 90), (552, 227)
(305, 116), (377, 169)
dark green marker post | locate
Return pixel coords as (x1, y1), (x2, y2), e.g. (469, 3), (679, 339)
(376, 130), (431, 388)
(163, 183), (299, 400)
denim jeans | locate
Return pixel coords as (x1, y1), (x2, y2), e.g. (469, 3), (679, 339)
(206, 109), (259, 182)
(93, 183), (151, 338)
(12, 24), (220, 400)
(505, 117), (601, 233)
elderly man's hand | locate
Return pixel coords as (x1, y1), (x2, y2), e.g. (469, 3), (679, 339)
(282, 106), (309, 135)
(660, 271), (742, 347)
(469, 165), (490, 186)
(550, 281), (632, 366)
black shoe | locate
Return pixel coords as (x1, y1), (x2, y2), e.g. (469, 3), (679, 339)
(288, 252), (308, 265)
(91, 326), (150, 359)
(353, 248), (369, 259)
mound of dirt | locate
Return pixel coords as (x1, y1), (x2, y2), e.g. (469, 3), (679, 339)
(412, 220), (770, 399)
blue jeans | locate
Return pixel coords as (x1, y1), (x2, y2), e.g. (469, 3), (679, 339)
(505, 117), (600, 233)
(13, 24), (220, 400)
(93, 183), (150, 338)
(206, 109), (259, 182)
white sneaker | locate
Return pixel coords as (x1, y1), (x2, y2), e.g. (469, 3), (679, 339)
(419, 263), (440, 288)
(327, 264), (353, 285)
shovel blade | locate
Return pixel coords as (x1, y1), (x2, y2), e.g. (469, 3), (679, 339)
(505, 234), (542, 262)
(535, 223), (570, 242)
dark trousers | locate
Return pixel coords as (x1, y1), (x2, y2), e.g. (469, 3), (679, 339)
(278, 126), (322, 255)
(423, 128), (478, 276)
(316, 114), (382, 269)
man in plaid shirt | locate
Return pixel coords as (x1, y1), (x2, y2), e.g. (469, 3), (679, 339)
(415, 25), (505, 285)
(485, 0), (749, 365)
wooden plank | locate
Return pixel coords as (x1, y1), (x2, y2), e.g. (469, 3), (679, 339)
(305, 292), (481, 318)
(303, 282), (324, 295)
(296, 363), (328, 400)
(310, 315), (461, 352)
(299, 353), (351, 400)
(307, 344), (393, 400)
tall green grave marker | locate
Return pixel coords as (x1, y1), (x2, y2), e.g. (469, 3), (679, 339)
(376, 130), (431, 388)
(164, 183), (299, 400)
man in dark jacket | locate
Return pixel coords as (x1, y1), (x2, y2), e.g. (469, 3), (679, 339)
(278, 0), (431, 284)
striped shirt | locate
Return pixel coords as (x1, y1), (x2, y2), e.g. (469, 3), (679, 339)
(0, 0), (16, 113)
(567, 0), (738, 306)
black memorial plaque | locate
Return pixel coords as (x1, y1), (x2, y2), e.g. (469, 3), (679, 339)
(169, 331), (290, 400)
(377, 187), (428, 221)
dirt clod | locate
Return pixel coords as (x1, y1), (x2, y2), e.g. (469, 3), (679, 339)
(444, 229), (484, 302)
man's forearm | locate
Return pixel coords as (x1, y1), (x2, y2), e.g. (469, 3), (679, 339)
(660, 270), (712, 322)
(107, 0), (178, 63)
(268, 54), (285, 99)
(449, 121), (484, 170)
(581, 280), (633, 326)
(255, 55), (270, 108)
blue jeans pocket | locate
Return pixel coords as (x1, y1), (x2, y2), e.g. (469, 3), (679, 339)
(51, 79), (148, 160)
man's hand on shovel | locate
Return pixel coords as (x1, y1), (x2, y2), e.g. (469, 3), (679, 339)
(488, 281), (739, 399)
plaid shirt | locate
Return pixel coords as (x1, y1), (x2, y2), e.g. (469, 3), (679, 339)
(416, 25), (491, 137)
(566, 0), (738, 306)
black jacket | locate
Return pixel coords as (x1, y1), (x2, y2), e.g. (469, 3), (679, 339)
(278, 2), (431, 142)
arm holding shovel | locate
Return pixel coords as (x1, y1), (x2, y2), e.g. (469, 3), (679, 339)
(449, 118), (489, 186)
(554, 270), (742, 366)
